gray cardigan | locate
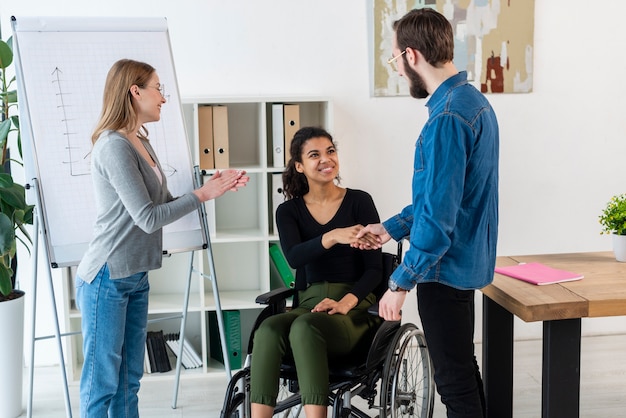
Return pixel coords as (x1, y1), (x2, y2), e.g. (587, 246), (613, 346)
(76, 131), (201, 283)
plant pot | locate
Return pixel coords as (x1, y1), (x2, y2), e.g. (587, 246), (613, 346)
(612, 234), (626, 263)
(0, 290), (25, 418)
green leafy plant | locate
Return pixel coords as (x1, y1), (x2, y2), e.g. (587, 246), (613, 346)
(0, 36), (33, 299)
(599, 194), (626, 236)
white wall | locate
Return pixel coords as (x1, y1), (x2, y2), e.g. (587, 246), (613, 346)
(3, 0), (626, 365)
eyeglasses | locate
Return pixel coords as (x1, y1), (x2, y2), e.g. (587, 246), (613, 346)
(143, 84), (165, 97)
(387, 50), (406, 72)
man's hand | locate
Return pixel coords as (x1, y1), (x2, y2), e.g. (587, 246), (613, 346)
(351, 223), (391, 250)
(377, 289), (407, 321)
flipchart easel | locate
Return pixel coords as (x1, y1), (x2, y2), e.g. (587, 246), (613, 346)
(12, 16), (234, 418)
(25, 167), (233, 417)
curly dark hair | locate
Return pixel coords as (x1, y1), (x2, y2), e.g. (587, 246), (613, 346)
(281, 126), (339, 199)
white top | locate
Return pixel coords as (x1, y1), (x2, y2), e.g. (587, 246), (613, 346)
(152, 164), (163, 185)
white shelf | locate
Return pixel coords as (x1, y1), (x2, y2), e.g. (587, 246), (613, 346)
(148, 293), (203, 314)
(211, 231), (266, 242)
(203, 290), (267, 311)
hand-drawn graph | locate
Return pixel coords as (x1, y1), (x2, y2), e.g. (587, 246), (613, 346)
(51, 66), (92, 177)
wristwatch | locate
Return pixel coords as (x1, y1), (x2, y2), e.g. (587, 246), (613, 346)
(388, 279), (409, 292)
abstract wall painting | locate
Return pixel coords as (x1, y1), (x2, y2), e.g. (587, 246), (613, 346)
(371, 0), (535, 96)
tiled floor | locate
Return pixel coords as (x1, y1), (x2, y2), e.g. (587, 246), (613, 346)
(18, 334), (626, 417)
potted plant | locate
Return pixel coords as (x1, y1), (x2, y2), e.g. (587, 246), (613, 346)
(0, 35), (33, 418)
(599, 193), (626, 262)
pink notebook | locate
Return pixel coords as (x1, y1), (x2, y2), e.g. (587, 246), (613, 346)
(494, 262), (584, 285)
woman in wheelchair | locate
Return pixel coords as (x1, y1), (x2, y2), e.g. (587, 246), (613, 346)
(250, 127), (383, 418)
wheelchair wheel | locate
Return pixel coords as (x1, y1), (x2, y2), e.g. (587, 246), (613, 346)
(221, 368), (303, 418)
(221, 368), (251, 418)
(380, 323), (434, 418)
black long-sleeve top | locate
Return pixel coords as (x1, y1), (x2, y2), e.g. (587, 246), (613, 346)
(275, 188), (382, 302)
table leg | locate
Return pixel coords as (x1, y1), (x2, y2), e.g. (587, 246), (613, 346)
(542, 318), (581, 418)
(482, 295), (514, 418)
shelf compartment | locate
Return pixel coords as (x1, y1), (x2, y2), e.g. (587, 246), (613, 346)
(190, 102), (263, 169)
(212, 172), (267, 235)
(202, 241), (268, 293)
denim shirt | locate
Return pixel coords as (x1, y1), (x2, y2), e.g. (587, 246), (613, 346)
(383, 71), (499, 291)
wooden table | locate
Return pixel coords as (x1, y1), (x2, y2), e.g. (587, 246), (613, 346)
(481, 252), (626, 418)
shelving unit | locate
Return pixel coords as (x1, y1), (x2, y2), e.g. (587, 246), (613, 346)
(62, 97), (332, 381)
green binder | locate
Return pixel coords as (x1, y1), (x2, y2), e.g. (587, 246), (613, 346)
(208, 310), (242, 370)
(269, 243), (295, 288)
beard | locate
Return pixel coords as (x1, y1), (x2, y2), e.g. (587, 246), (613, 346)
(404, 64), (429, 99)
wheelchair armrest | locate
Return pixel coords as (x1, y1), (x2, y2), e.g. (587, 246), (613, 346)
(367, 302), (380, 316)
(255, 287), (296, 305)
(247, 287), (296, 355)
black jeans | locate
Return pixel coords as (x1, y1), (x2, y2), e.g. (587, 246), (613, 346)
(417, 282), (486, 418)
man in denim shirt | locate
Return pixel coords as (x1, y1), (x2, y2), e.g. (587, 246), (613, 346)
(356, 8), (499, 418)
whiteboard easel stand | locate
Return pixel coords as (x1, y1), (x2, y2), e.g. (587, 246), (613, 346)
(169, 166), (233, 409)
(26, 169), (234, 414)
(26, 178), (75, 418)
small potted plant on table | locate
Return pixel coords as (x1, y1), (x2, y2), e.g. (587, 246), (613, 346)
(599, 193), (626, 262)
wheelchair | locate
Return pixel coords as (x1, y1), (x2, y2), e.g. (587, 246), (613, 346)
(220, 246), (435, 418)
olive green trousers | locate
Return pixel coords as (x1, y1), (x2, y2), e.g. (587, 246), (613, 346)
(249, 282), (378, 406)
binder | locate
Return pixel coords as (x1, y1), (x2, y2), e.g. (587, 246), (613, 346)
(271, 103), (285, 167)
(198, 106), (214, 169)
(212, 105), (230, 168)
(208, 310), (242, 369)
(271, 173), (285, 235)
(269, 243), (295, 288)
(269, 253), (287, 289)
(144, 344), (152, 373)
(163, 333), (202, 369)
(146, 330), (171, 373)
(146, 332), (158, 373)
(283, 104), (300, 165)
(181, 336), (203, 367)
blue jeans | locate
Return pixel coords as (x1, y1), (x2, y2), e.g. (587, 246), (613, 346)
(76, 264), (149, 418)
(417, 282), (485, 418)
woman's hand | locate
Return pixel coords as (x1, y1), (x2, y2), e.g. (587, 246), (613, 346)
(322, 225), (371, 249)
(193, 169), (249, 202)
(311, 294), (358, 315)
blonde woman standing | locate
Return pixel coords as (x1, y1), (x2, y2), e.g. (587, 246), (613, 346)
(75, 59), (248, 418)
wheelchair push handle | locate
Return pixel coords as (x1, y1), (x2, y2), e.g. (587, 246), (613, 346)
(367, 301), (402, 318)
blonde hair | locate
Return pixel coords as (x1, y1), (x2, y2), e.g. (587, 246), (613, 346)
(91, 59), (155, 144)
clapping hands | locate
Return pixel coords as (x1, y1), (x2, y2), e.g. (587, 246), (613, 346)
(193, 169), (249, 202)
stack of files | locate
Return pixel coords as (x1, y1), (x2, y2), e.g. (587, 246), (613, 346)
(145, 330), (172, 373)
(163, 332), (203, 369)
(208, 310), (242, 370)
(495, 262), (584, 285)
(198, 105), (230, 169)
